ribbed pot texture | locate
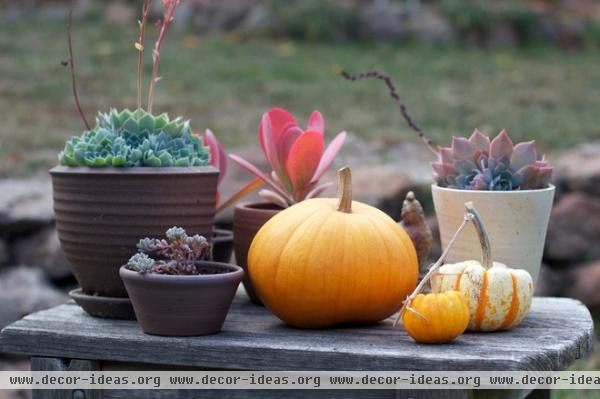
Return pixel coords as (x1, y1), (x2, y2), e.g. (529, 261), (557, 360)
(120, 262), (243, 336)
(50, 166), (218, 297)
(432, 184), (555, 286)
(233, 202), (281, 304)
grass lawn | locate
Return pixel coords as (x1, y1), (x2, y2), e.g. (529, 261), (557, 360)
(1, 16), (600, 176)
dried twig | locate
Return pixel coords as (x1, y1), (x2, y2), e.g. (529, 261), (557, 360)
(136, 0), (152, 112)
(341, 70), (438, 156)
(147, 0), (179, 114)
(66, 0), (90, 130)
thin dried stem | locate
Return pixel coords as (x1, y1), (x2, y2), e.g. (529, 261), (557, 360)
(342, 70), (438, 156)
(147, 1), (179, 114)
(393, 211), (474, 327)
(67, 0), (90, 130)
(136, 0), (151, 112)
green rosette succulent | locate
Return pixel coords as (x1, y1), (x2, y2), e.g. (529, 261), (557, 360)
(59, 108), (210, 167)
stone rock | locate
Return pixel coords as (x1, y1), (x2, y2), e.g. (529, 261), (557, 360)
(563, 260), (600, 311)
(190, 0), (260, 32)
(359, 0), (408, 42)
(544, 192), (600, 262)
(0, 178), (53, 234)
(554, 142), (600, 197)
(535, 264), (569, 297)
(14, 228), (71, 280)
(409, 4), (456, 45)
(238, 3), (274, 34)
(0, 266), (67, 330)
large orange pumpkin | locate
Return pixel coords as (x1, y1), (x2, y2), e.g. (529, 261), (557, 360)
(248, 167), (418, 328)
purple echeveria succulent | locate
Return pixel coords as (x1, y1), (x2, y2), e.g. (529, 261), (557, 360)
(432, 129), (553, 191)
(126, 227), (210, 275)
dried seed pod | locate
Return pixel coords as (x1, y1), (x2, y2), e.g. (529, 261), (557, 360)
(399, 191), (433, 276)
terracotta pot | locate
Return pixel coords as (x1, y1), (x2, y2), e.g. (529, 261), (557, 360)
(212, 229), (233, 263)
(120, 262), (243, 336)
(431, 184), (555, 286)
(233, 201), (282, 304)
(50, 166), (218, 299)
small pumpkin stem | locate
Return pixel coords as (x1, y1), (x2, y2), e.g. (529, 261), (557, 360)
(337, 167), (353, 213)
(393, 212), (472, 327)
(464, 202), (493, 269)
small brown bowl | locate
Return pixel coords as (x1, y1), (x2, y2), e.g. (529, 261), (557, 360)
(120, 262), (243, 336)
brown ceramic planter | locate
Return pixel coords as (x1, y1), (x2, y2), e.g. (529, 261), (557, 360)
(50, 166), (218, 302)
(233, 201), (282, 304)
(120, 262), (243, 336)
(212, 229), (233, 263)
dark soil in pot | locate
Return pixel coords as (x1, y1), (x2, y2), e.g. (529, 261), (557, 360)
(212, 229), (233, 263)
(50, 166), (218, 318)
(120, 262), (243, 336)
(233, 201), (282, 305)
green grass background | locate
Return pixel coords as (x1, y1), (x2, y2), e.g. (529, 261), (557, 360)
(1, 17), (599, 175)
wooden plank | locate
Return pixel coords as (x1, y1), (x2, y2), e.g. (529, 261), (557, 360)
(0, 297), (593, 372)
(30, 357), (101, 399)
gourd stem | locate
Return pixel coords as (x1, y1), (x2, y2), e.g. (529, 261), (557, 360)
(337, 167), (353, 213)
(464, 201), (493, 269)
(393, 206), (475, 327)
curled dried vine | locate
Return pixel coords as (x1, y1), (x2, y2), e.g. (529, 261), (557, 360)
(66, 0), (90, 130)
(341, 70), (437, 156)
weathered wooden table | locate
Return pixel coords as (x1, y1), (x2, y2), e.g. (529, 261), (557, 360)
(0, 294), (593, 399)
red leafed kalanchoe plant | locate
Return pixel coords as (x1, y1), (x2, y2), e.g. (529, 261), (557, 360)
(229, 108), (347, 207)
(433, 129), (553, 191)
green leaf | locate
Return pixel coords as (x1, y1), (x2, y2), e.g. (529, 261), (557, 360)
(175, 157), (190, 167)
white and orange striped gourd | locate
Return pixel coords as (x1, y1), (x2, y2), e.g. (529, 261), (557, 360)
(432, 203), (533, 332)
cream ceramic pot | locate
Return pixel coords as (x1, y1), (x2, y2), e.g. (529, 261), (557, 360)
(431, 184), (555, 285)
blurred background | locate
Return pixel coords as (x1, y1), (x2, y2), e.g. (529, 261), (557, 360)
(0, 0), (599, 398)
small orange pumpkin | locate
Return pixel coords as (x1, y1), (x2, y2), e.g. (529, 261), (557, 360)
(402, 291), (470, 344)
(248, 167), (418, 328)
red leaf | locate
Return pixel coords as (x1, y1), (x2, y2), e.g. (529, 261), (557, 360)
(310, 131), (346, 183)
(204, 129), (227, 185)
(258, 108), (296, 155)
(278, 126), (303, 171)
(216, 177), (263, 214)
(306, 182), (333, 199)
(307, 111), (324, 135)
(229, 154), (290, 199)
(285, 131), (324, 196)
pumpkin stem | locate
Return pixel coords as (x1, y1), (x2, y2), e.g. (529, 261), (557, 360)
(464, 202), (493, 269)
(336, 167), (353, 213)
